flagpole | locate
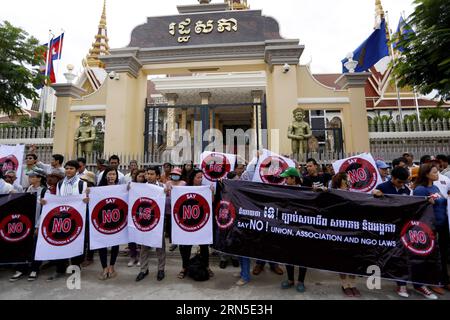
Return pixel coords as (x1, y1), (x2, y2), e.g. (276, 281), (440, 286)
(41, 30), (54, 129)
(50, 30), (64, 131)
(385, 11), (403, 122)
(413, 88), (421, 127)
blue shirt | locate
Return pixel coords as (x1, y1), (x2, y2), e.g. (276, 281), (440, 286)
(413, 185), (448, 227)
(376, 181), (410, 196)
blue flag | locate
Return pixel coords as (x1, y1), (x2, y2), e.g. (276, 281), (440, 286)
(393, 17), (414, 53)
(342, 19), (389, 73)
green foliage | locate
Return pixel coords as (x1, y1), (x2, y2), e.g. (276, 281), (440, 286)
(0, 113), (51, 129)
(403, 114), (419, 123)
(420, 108), (450, 121)
(0, 21), (47, 115)
(391, 0), (450, 102)
(373, 115), (393, 124)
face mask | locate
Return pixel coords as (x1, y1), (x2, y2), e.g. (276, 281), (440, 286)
(171, 175), (181, 181)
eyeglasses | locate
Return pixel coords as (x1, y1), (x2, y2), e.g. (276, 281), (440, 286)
(26, 157), (35, 160)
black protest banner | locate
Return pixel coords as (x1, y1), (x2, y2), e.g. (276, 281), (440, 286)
(214, 180), (442, 285)
(0, 193), (36, 264)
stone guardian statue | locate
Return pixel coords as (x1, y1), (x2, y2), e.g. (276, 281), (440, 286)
(288, 108), (313, 161)
(74, 113), (97, 156)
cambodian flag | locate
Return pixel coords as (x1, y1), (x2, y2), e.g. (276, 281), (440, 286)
(50, 33), (64, 60)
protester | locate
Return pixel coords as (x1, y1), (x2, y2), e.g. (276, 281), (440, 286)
(302, 158), (332, 190)
(136, 166), (166, 282)
(79, 171), (96, 267)
(376, 160), (390, 182)
(373, 167), (412, 298)
(233, 163), (246, 180)
(108, 155), (126, 184)
(160, 162), (173, 184)
(165, 167), (186, 252)
(93, 167), (121, 280)
(420, 155), (450, 201)
(9, 168), (48, 282)
(77, 157), (88, 176)
(124, 160), (139, 183)
(45, 160), (88, 282)
(132, 169), (145, 184)
(392, 157), (408, 169)
(0, 169), (15, 195)
(95, 158), (108, 186)
(181, 161), (194, 182)
(127, 170), (146, 267)
(46, 169), (64, 195)
(436, 155), (449, 176)
(4, 170), (23, 193)
(21, 153), (38, 189)
(177, 169), (214, 280)
(329, 172), (362, 297)
(403, 152), (418, 170)
(414, 164), (449, 297)
(37, 154), (65, 176)
(279, 168), (308, 293)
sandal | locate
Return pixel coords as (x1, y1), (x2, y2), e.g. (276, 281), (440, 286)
(98, 272), (108, 281)
(178, 269), (186, 279)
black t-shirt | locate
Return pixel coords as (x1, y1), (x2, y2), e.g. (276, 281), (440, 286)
(302, 173), (332, 189)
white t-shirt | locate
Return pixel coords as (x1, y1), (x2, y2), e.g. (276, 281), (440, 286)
(0, 179), (14, 195)
(434, 174), (450, 199)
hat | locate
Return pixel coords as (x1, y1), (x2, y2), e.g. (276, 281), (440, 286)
(47, 169), (64, 178)
(411, 167), (420, 180)
(170, 167), (183, 176)
(26, 168), (47, 178)
(280, 167), (301, 178)
(376, 160), (390, 169)
(80, 171), (96, 185)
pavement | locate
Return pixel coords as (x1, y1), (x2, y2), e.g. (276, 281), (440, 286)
(1, 243), (450, 300)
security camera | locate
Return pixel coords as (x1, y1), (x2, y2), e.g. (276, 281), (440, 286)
(108, 71), (117, 80)
(282, 63), (290, 73)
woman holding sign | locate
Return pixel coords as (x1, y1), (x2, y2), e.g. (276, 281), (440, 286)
(93, 167), (121, 280)
(176, 169), (214, 280)
(414, 164), (449, 297)
(331, 172), (361, 297)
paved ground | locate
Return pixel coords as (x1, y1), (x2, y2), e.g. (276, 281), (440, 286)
(1, 244), (449, 300)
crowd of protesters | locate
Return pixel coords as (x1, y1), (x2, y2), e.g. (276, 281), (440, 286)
(1, 148), (450, 300)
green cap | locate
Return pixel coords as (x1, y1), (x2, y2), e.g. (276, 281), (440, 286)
(280, 167), (300, 178)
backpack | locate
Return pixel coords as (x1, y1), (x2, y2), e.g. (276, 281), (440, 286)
(187, 254), (210, 282)
(57, 180), (84, 195)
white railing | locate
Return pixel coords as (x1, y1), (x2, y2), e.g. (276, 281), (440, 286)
(0, 127), (54, 145)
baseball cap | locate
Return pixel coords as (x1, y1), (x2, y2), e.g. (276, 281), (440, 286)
(376, 160), (390, 169)
(26, 168), (47, 178)
(47, 169), (64, 178)
(170, 167), (183, 176)
(280, 167), (300, 178)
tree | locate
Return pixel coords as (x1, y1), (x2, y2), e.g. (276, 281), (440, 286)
(392, 0), (450, 102)
(0, 21), (46, 115)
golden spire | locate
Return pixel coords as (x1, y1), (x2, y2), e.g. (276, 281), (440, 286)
(86, 0), (110, 68)
(375, 0), (385, 20)
(226, 0), (250, 10)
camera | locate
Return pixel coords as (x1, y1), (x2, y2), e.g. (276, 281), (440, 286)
(108, 71), (119, 80)
(282, 63), (290, 73)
